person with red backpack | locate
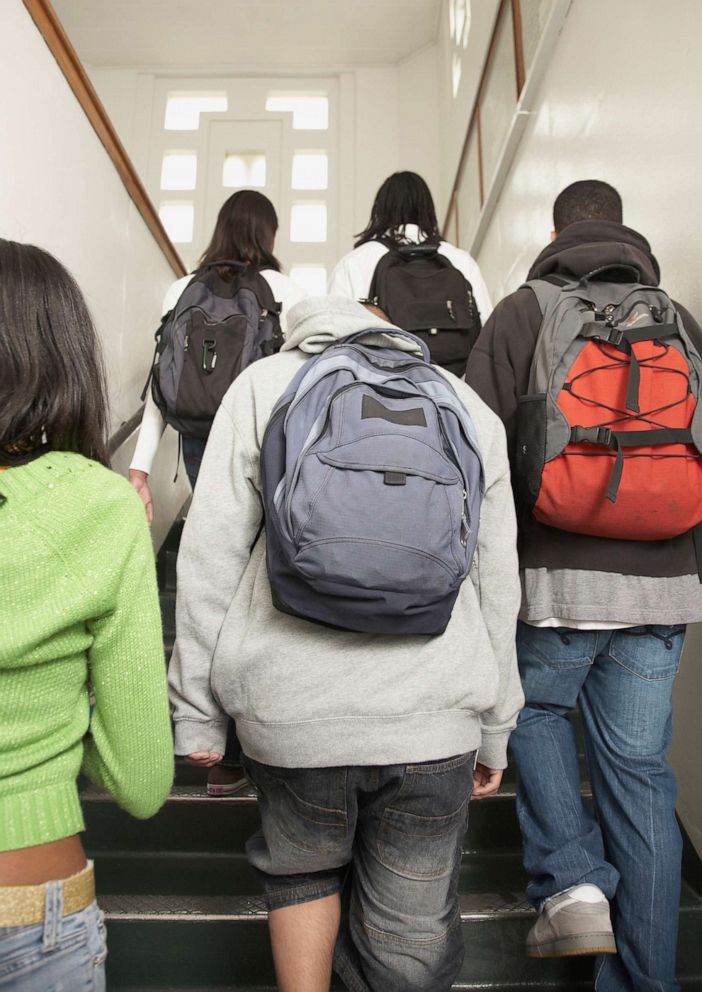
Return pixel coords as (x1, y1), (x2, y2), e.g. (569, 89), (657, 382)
(465, 180), (702, 992)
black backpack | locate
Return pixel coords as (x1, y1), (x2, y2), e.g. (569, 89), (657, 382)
(368, 242), (481, 376)
(144, 261), (282, 439)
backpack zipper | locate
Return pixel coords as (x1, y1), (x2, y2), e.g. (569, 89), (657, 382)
(460, 489), (469, 547)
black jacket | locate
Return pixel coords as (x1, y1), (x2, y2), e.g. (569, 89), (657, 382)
(465, 219), (702, 577)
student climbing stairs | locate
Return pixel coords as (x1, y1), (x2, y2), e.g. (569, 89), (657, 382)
(81, 521), (702, 991)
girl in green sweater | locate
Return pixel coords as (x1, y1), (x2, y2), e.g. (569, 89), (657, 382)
(0, 240), (174, 990)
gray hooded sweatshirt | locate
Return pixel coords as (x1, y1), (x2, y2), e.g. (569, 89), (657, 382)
(168, 297), (524, 770)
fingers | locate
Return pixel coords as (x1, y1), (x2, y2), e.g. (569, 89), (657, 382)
(185, 752), (223, 767)
(128, 471), (154, 524)
(471, 763), (503, 800)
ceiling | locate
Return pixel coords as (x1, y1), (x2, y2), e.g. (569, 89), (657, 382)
(53, 0), (443, 70)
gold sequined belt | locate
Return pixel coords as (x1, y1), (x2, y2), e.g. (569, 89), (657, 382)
(0, 862), (95, 927)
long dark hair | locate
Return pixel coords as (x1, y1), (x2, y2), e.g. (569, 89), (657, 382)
(199, 190), (281, 271)
(0, 239), (109, 467)
(354, 171), (442, 248)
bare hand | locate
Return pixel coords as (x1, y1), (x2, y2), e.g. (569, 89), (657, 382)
(472, 762), (503, 800)
(186, 751), (223, 767)
(129, 469), (154, 524)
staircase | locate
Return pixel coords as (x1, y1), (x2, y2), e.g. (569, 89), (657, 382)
(82, 520), (702, 991)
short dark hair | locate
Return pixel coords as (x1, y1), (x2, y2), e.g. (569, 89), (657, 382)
(355, 171), (442, 247)
(553, 180), (623, 233)
(0, 239), (109, 466)
(199, 190), (281, 271)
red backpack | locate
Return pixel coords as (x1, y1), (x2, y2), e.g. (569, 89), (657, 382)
(515, 272), (702, 540)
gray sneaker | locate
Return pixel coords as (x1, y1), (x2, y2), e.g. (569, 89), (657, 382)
(526, 884), (617, 957)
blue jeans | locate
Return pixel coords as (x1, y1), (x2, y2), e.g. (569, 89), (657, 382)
(0, 898), (106, 991)
(181, 434), (207, 489)
(242, 752), (476, 992)
(511, 621), (685, 992)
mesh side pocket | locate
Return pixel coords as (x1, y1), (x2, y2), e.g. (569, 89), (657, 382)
(515, 393), (548, 512)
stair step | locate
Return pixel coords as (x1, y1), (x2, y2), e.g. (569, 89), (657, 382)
(83, 782), (593, 858)
(90, 849), (529, 897)
(84, 791), (522, 855)
(97, 884), (702, 988)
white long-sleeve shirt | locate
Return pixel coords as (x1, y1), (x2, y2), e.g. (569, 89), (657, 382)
(130, 270), (307, 475)
(328, 224), (492, 324)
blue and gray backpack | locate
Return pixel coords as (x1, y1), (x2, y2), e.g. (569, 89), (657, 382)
(260, 329), (484, 635)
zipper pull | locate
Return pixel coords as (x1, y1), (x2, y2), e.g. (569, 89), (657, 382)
(202, 338), (217, 374)
(184, 335), (189, 351)
(460, 489), (469, 547)
(447, 300), (455, 321)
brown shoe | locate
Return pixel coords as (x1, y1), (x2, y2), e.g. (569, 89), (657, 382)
(206, 764), (249, 797)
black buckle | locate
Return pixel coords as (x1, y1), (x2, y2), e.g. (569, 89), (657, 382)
(596, 427), (613, 446)
(607, 326), (624, 347)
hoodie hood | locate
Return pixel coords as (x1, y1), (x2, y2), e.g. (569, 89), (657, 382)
(281, 295), (425, 359)
(527, 220), (661, 286)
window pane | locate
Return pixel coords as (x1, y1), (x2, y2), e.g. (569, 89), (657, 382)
(479, 4), (517, 192)
(164, 93), (228, 130)
(161, 152), (197, 191)
(222, 152), (267, 188)
(159, 202), (194, 243)
(290, 265), (328, 296)
(290, 203), (327, 242)
(266, 94), (328, 130)
(292, 152), (328, 190)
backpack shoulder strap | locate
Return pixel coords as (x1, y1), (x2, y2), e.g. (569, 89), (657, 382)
(240, 268), (282, 314)
(521, 275), (571, 316)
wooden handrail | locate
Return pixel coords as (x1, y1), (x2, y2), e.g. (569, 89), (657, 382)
(443, 0), (508, 233)
(22, 0), (186, 279)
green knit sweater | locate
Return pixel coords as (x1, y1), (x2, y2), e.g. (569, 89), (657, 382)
(0, 452), (174, 852)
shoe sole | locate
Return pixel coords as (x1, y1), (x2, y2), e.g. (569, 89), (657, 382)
(206, 781), (248, 797)
(527, 935), (617, 958)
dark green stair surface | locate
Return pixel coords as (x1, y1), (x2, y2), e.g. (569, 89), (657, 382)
(83, 521), (702, 991)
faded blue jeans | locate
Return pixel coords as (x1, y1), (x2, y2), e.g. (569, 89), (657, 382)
(511, 621), (685, 992)
(0, 896), (106, 991)
(243, 752), (476, 992)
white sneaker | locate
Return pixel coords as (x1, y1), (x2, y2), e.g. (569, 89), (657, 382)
(526, 884), (617, 958)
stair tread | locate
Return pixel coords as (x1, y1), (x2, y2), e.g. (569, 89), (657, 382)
(98, 881), (702, 922)
(82, 782), (592, 804)
(100, 889), (533, 920)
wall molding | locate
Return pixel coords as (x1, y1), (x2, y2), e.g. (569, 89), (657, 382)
(22, 0), (186, 278)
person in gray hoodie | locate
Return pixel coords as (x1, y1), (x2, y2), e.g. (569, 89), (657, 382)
(168, 295), (523, 992)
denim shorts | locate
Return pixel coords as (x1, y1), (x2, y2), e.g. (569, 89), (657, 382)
(243, 752), (476, 992)
(0, 899), (106, 991)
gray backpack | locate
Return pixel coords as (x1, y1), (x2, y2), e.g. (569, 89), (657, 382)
(146, 261), (282, 439)
(261, 329), (484, 635)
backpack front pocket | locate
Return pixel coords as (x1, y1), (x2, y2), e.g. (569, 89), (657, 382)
(292, 436), (469, 594)
(176, 311), (248, 428)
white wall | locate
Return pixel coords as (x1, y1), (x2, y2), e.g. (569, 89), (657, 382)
(0, 1), (190, 547)
(398, 45), (442, 211)
(473, 0), (702, 854)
